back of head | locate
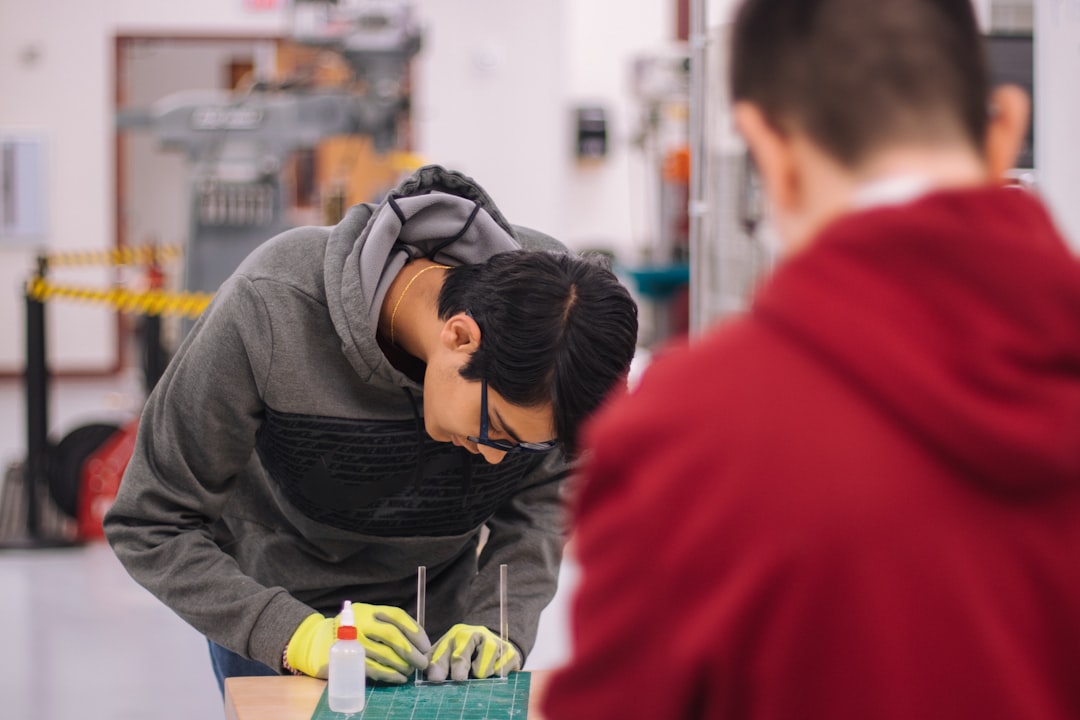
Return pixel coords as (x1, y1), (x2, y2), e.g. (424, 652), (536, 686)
(730, 0), (989, 167)
(439, 251), (639, 457)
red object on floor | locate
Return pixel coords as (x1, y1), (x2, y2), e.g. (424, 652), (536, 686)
(77, 419), (138, 540)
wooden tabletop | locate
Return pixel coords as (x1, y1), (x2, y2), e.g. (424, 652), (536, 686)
(225, 671), (551, 720)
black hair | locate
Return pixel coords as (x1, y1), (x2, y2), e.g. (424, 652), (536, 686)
(730, 0), (990, 167)
(438, 250), (639, 457)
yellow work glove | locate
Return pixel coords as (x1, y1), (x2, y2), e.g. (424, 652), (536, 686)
(285, 613), (336, 679)
(285, 604), (431, 683)
(426, 623), (521, 682)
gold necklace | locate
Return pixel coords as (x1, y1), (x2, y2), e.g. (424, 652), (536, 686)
(390, 264), (450, 346)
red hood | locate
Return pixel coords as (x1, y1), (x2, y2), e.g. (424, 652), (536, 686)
(753, 186), (1080, 496)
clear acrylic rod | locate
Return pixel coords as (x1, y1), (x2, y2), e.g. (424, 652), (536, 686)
(415, 565), (426, 684)
(499, 563), (508, 679)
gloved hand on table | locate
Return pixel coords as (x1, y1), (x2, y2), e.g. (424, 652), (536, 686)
(285, 603), (431, 683)
(426, 623), (521, 682)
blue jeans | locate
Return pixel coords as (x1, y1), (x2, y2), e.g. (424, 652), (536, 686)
(208, 640), (279, 696)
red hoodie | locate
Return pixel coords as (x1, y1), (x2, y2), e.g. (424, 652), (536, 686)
(543, 187), (1080, 719)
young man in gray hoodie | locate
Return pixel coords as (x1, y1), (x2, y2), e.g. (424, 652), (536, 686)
(103, 164), (639, 690)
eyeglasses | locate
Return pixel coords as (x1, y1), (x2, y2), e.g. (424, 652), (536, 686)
(466, 377), (558, 454)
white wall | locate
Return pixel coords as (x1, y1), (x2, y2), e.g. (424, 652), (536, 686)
(0, 1), (286, 375)
(1035, 1), (1080, 249)
(0, 0), (673, 374)
(410, 1), (571, 243)
(561, 1), (674, 258)
(412, 0), (677, 255)
(0, 1), (125, 373)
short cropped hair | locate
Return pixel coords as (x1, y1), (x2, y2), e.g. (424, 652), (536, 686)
(730, 0), (990, 167)
(438, 251), (639, 457)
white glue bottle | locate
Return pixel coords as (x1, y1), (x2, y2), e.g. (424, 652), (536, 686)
(328, 600), (366, 714)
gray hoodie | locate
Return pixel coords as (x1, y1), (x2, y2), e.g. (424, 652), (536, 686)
(104, 166), (569, 672)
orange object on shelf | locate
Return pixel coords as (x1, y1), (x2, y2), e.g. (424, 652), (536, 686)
(663, 145), (691, 183)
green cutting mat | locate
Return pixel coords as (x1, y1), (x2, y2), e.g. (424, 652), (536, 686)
(310, 672), (531, 719)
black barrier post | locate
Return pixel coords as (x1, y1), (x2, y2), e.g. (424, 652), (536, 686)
(143, 313), (165, 393)
(0, 260), (77, 549)
(142, 259), (168, 394)
(24, 278), (48, 540)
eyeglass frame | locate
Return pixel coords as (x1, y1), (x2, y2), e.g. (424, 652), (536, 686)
(466, 377), (558, 454)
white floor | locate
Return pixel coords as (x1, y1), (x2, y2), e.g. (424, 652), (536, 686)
(0, 375), (577, 720)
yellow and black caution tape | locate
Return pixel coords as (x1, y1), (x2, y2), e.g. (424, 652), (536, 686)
(25, 276), (213, 319)
(40, 244), (183, 269)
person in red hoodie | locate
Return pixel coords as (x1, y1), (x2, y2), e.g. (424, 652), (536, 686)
(543, 0), (1080, 718)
